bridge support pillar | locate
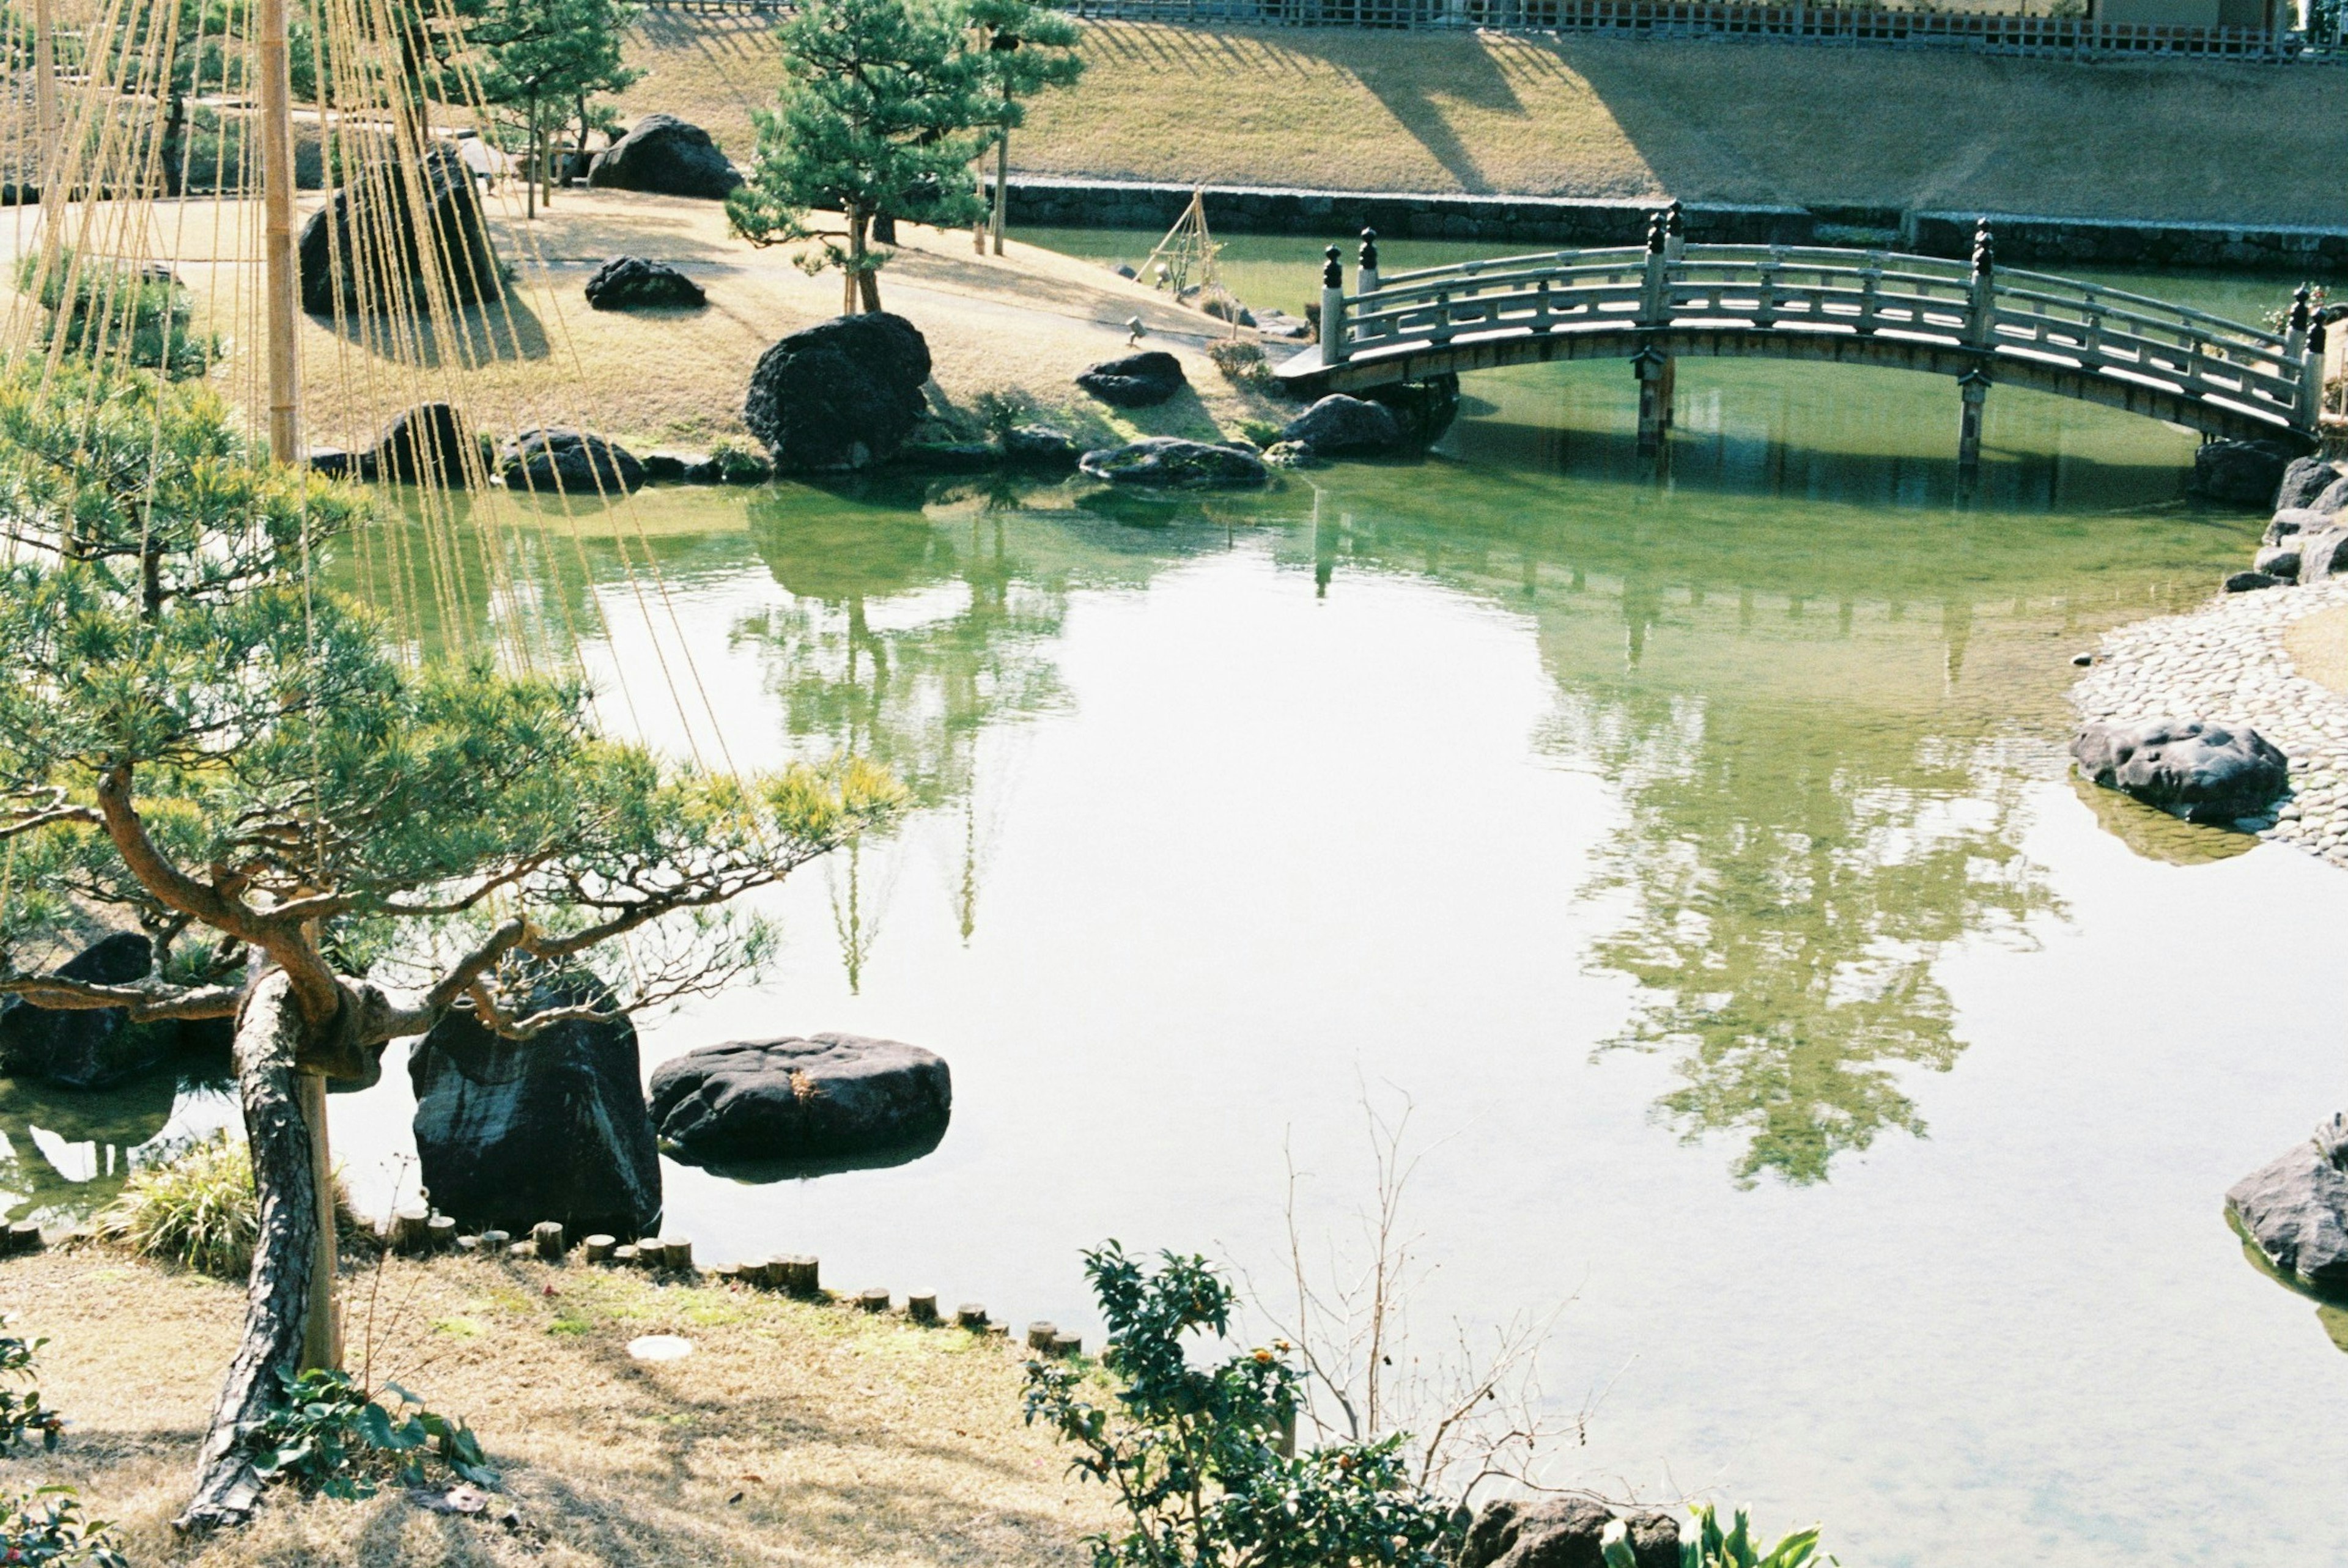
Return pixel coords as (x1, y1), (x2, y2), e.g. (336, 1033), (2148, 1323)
(1634, 348), (1676, 462)
(1956, 369), (1991, 496)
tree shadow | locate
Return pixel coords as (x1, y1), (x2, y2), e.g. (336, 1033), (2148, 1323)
(312, 293), (552, 369)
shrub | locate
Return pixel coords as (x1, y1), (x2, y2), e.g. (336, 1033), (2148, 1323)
(0, 1326), (62, 1455)
(95, 1135), (363, 1280)
(1024, 1243), (1460, 1568)
(245, 1368), (495, 1501)
(1605, 1504), (1831, 1568)
(16, 249), (220, 380)
(970, 386), (1036, 443)
(0, 1487), (126, 1567)
(1236, 418), (1286, 449)
(708, 438), (771, 484)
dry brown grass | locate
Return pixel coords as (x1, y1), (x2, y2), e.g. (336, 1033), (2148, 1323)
(3, 189), (1290, 451)
(616, 16), (2348, 226)
(0, 1247), (1108, 1567)
(2286, 603), (2348, 693)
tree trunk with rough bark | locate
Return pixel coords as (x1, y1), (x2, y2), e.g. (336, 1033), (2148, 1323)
(175, 971), (327, 1532)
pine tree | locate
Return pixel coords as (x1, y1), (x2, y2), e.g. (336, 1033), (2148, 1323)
(471, 0), (642, 216)
(0, 361), (902, 1525)
(961, 0), (1082, 254)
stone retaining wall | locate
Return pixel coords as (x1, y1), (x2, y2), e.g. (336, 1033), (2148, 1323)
(1000, 177), (2348, 274)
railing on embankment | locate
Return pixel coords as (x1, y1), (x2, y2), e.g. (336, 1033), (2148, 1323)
(1280, 226), (2321, 443)
(1052, 0), (2305, 61)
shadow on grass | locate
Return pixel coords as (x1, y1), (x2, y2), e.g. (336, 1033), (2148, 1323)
(314, 293), (552, 369)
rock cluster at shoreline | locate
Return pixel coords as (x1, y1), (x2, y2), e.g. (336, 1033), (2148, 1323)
(2071, 573), (2348, 867)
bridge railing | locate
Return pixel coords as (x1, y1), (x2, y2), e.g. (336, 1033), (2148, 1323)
(1312, 240), (2314, 429)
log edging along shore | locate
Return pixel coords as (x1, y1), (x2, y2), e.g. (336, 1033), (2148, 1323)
(994, 177), (2348, 274)
(2072, 573), (2348, 867)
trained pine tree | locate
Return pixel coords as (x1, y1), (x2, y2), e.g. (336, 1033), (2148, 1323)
(0, 362), (902, 1526)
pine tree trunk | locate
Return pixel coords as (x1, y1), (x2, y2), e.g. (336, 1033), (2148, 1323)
(526, 100), (538, 222)
(843, 205), (864, 315)
(992, 130), (1008, 256)
(854, 212), (882, 314)
(175, 971), (327, 1531)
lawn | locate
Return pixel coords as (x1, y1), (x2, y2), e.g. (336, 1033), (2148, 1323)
(617, 15), (2348, 227)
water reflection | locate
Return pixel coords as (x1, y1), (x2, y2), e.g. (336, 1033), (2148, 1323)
(0, 1069), (238, 1224)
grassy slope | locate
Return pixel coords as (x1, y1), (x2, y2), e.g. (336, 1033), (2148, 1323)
(618, 15), (2348, 227)
(0, 1248), (1105, 1567)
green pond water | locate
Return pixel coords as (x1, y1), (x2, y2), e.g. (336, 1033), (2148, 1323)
(12, 240), (2348, 1566)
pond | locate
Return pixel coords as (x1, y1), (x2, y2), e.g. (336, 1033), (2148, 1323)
(15, 244), (2348, 1566)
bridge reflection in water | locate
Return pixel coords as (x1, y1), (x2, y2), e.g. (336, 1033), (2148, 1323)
(1279, 213), (2323, 485)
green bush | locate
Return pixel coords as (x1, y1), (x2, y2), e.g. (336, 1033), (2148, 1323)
(1605, 1504), (1832, 1568)
(0, 1487), (125, 1567)
(1024, 1242), (1459, 1568)
(0, 1325), (61, 1455)
(15, 249), (220, 381)
(246, 1368), (495, 1502)
(95, 1135), (363, 1280)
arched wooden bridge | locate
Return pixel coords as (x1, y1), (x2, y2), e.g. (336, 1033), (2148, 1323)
(1275, 220), (2324, 469)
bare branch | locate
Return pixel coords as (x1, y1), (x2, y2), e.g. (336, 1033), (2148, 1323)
(0, 973), (241, 1021)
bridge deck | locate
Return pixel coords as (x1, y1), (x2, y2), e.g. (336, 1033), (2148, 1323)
(1276, 242), (2318, 448)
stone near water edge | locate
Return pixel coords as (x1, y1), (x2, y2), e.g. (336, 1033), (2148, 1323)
(586, 114), (742, 200)
(2226, 570), (2284, 593)
(1078, 438), (1270, 490)
(1261, 440), (1320, 469)
(297, 145), (501, 317)
(2070, 718), (2289, 825)
(2229, 1114), (2348, 1294)
(582, 256), (707, 312)
(2191, 439), (2294, 509)
(744, 312), (931, 473)
(2267, 507), (2327, 545)
(500, 429), (647, 497)
(1074, 350), (1187, 409)
(647, 1034), (952, 1166)
(2276, 456), (2344, 512)
(2254, 546), (2302, 582)
(0, 933), (189, 1090)
(896, 440), (998, 473)
(1459, 1495), (1680, 1568)
(408, 974), (663, 1240)
(1279, 394), (1405, 457)
(640, 451), (696, 484)
(1252, 307), (1312, 340)
(2297, 529), (2348, 586)
(1001, 425), (1080, 468)
(1362, 374), (1463, 447)
(375, 403), (476, 487)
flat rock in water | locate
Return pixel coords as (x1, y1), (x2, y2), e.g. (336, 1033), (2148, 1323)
(2071, 718), (2288, 824)
(648, 1034), (951, 1167)
(583, 256), (707, 312)
(501, 428), (646, 496)
(1075, 351), (1186, 408)
(0, 933), (182, 1089)
(2231, 1115), (2348, 1294)
(409, 976), (662, 1239)
(586, 114), (741, 199)
(1079, 438), (1269, 490)
(744, 312), (931, 472)
(1280, 394), (1403, 457)
(2191, 438), (2294, 508)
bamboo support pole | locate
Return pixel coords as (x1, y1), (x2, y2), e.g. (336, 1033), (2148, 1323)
(257, 0), (301, 463)
(30, 0), (55, 143)
(295, 1073), (339, 1371)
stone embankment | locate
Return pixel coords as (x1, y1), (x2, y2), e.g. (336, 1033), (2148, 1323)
(2072, 574), (2348, 868)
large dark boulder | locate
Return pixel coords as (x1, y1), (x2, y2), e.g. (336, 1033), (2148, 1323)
(583, 256), (707, 312)
(2071, 718), (2288, 825)
(1076, 350), (1187, 408)
(744, 312), (932, 472)
(2275, 456), (2342, 512)
(375, 403), (474, 486)
(1079, 438), (1269, 490)
(0, 933), (180, 1089)
(1280, 394), (1403, 457)
(297, 144), (501, 317)
(647, 1034), (951, 1171)
(1459, 1496), (1678, 1568)
(1363, 374), (1461, 446)
(2231, 1114), (2348, 1294)
(586, 114), (742, 200)
(408, 978), (661, 1239)
(2190, 439), (2294, 508)
(500, 428), (646, 496)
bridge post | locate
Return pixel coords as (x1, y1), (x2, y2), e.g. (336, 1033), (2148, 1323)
(1319, 246), (1348, 366)
(2286, 282), (2311, 361)
(1641, 212), (1669, 328)
(1965, 219), (1995, 350)
(1956, 368), (1991, 495)
(1356, 228), (1381, 296)
(1664, 199), (1685, 263)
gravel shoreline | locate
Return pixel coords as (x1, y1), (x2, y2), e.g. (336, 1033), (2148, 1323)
(2072, 576), (2348, 867)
